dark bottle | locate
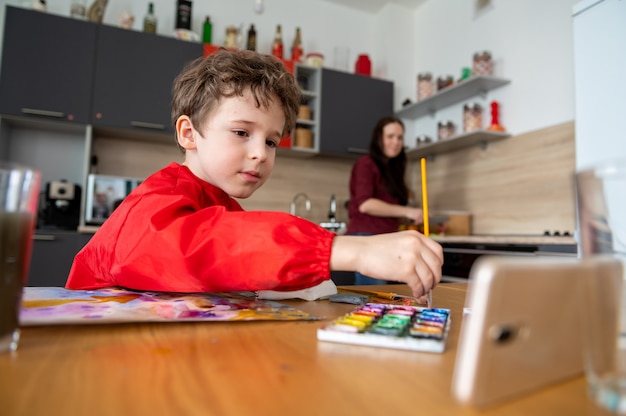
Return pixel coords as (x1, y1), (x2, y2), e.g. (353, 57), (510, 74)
(247, 24), (257, 51)
(176, 0), (192, 30)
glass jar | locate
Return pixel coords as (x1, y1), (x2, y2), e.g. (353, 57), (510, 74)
(463, 103), (483, 132)
(225, 26), (238, 49)
(437, 75), (454, 91)
(415, 135), (432, 147)
(417, 72), (434, 101)
(437, 121), (456, 140)
(472, 51), (493, 76)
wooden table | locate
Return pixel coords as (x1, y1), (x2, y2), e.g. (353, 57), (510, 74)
(0, 283), (607, 416)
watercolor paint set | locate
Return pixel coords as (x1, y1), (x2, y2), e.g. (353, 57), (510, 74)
(317, 303), (451, 353)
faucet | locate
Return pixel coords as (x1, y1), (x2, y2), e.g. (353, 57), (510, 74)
(320, 194), (346, 234)
(328, 194), (337, 223)
(290, 192), (311, 217)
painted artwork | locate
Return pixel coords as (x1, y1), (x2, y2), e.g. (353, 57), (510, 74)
(20, 287), (319, 326)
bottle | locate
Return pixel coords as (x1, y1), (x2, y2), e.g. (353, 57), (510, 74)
(291, 27), (303, 62)
(247, 24), (256, 51)
(143, 3), (157, 34)
(272, 24), (283, 59)
(203, 16), (212, 44)
(176, 0), (192, 31)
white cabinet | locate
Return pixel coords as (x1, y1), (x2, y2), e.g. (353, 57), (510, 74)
(396, 75), (511, 159)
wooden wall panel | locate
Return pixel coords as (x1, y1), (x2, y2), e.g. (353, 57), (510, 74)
(94, 121), (576, 235)
(410, 121), (576, 235)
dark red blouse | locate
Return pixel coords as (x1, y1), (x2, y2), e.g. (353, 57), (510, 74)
(346, 155), (401, 235)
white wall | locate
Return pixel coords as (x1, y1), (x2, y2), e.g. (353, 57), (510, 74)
(386, 0), (579, 141)
(0, 0), (578, 139)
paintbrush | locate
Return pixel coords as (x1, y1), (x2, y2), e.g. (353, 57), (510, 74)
(339, 288), (422, 302)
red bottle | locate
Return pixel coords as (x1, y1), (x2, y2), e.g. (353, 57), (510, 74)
(355, 54), (371, 76)
(272, 25), (283, 59)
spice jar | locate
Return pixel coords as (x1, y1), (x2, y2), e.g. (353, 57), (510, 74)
(437, 121), (456, 140)
(472, 51), (493, 76)
(417, 72), (434, 101)
(463, 103), (483, 132)
(437, 75), (454, 91)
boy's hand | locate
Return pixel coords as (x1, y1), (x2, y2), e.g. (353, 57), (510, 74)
(331, 231), (443, 298)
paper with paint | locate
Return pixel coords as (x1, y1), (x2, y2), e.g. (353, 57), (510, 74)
(20, 287), (319, 326)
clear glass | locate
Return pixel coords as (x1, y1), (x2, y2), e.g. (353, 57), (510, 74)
(0, 163), (40, 354)
(577, 160), (626, 413)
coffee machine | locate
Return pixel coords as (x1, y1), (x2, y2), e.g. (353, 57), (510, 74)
(40, 180), (81, 229)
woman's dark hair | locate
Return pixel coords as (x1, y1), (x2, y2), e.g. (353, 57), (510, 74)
(368, 116), (408, 205)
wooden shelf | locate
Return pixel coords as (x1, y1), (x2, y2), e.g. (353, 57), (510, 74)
(406, 130), (510, 159)
(396, 76), (511, 119)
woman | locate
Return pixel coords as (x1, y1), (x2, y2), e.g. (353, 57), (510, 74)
(347, 116), (424, 285)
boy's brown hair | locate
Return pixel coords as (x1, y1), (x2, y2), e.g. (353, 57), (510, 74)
(171, 49), (302, 152)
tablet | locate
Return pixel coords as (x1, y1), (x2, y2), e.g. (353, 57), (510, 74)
(451, 255), (620, 407)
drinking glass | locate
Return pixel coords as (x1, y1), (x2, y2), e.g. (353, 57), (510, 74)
(0, 162), (40, 354)
(577, 159), (626, 413)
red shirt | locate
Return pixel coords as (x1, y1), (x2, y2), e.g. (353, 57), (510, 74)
(67, 163), (335, 292)
(346, 155), (401, 235)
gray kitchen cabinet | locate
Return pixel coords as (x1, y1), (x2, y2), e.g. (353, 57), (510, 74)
(91, 25), (202, 136)
(319, 69), (394, 157)
(0, 6), (96, 124)
(27, 231), (93, 287)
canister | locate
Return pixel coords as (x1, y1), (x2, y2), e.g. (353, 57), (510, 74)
(417, 72), (434, 101)
(472, 51), (493, 76)
(437, 121), (455, 140)
(295, 128), (313, 148)
(416, 135), (433, 147)
(298, 105), (311, 120)
(437, 75), (454, 91)
(355, 54), (371, 76)
(305, 53), (324, 67)
(463, 103), (483, 132)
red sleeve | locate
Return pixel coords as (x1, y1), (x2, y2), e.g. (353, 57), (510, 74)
(68, 192), (335, 293)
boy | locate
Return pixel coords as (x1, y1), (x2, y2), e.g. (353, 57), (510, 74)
(66, 49), (443, 298)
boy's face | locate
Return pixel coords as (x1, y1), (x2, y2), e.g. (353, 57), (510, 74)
(176, 88), (285, 199)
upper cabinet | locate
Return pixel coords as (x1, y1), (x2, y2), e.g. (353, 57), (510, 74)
(396, 75), (511, 159)
(91, 25), (202, 136)
(320, 69), (393, 156)
(0, 7), (97, 124)
(288, 66), (394, 158)
(0, 6), (202, 136)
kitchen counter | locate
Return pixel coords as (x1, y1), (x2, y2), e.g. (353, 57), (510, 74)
(435, 235), (577, 280)
(433, 234), (576, 246)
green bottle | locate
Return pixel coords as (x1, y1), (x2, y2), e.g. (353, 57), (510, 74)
(203, 16), (212, 44)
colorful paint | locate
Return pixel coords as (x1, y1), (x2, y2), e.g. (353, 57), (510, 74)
(317, 303), (451, 353)
(20, 287), (319, 326)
